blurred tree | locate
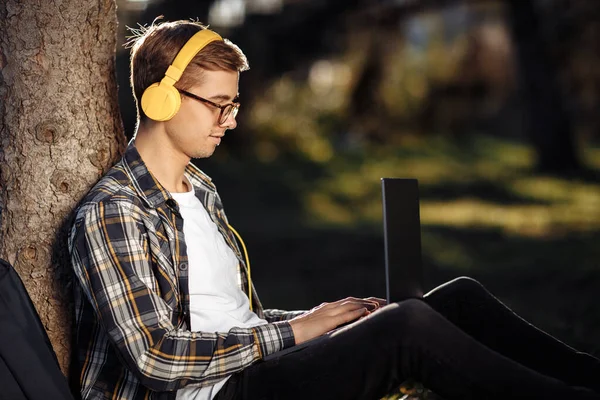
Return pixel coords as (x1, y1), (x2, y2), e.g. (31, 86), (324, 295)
(347, 24), (389, 143)
(505, 0), (581, 173)
(0, 0), (125, 375)
(537, 0), (600, 142)
(116, 0), (597, 169)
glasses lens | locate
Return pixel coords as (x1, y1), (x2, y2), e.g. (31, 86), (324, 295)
(219, 105), (233, 125)
(219, 104), (240, 125)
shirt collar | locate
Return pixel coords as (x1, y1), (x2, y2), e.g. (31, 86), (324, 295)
(122, 140), (216, 209)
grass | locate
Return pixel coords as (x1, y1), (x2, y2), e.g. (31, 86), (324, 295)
(303, 135), (600, 234)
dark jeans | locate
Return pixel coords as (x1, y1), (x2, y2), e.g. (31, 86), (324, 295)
(215, 277), (600, 400)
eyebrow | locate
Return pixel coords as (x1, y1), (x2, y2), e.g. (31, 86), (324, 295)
(208, 93), (239, 102)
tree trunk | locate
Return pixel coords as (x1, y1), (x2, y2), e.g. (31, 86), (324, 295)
(0, 0), (126, 375)
(505, 0), (581, 173)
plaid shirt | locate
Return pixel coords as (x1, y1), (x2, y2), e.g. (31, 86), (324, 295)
(69, 142), (301, 399)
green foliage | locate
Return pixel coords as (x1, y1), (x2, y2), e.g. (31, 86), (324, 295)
(300, 135), (600, 234)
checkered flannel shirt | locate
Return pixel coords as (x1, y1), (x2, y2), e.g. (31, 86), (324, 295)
(69, 142), (302, 399)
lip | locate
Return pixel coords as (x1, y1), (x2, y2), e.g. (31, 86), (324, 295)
(210, 135), (223, 145)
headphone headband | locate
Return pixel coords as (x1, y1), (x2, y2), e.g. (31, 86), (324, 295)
(165, 29), (223, 83)
(141, 28), (224, 121)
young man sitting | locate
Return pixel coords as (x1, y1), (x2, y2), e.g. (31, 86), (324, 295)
(68, 20), (600, 400)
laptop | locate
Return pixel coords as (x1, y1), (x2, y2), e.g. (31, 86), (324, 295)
(263, 178), (424, 361)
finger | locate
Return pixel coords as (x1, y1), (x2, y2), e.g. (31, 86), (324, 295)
(362, 299), (380, 310)
(365, 297), (386, 304)
(365, 297), (387, 306)
(335, 301), (374, 315)
(346, 298), (379, 311)
(308, 301), (364, 319)
(328, 299), (381, 315)
(331, 297), (383, 312)
(337, 300), (373, 309)
(330, 297), (387, 307)
(330, 296), (361, 306)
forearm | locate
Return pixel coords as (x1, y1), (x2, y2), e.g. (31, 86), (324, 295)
(122, 320), (294, 391)
(75, 271), (295, 392)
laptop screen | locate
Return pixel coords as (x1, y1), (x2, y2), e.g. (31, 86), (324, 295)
(381, 178), (424, 303)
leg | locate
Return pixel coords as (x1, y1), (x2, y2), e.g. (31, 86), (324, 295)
(423, 276), (600, 391)
(215, 299), (599, 400)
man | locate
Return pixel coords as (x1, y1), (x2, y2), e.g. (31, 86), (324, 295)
(69, 20), (600, 400)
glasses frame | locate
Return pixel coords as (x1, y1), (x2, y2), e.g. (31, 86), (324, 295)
(179, 89), (240, 125)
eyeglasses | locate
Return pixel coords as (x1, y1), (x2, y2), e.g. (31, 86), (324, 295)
(179, 89), (240, 126)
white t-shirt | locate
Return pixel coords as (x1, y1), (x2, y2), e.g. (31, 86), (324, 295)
(171, 187), (267, 400)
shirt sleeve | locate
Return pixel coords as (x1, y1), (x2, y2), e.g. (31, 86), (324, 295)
(263, 309), (307, 322)
(69, 200), (295, 392)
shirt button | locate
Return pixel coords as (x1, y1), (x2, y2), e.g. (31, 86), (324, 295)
(179, 262), (188, 271)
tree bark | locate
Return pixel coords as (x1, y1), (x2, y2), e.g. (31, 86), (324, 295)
(0, 0), (125, 374)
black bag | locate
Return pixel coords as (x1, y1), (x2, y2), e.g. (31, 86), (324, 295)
(0, 258), (74, 400)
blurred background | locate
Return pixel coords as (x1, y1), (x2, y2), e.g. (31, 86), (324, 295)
(115, 0), (600, 356)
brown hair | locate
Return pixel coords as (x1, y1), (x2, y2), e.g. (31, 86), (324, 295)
(127, 20), (249, 121)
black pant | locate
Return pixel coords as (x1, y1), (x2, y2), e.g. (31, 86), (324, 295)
(216, 277), (600, 400)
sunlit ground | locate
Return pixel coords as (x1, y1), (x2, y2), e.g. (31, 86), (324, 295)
(304, 135), (600, 237)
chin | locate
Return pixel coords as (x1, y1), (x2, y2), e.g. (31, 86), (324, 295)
(190, 149), (216, 160)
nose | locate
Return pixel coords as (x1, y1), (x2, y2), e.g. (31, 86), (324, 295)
(221, 112), (237, 130)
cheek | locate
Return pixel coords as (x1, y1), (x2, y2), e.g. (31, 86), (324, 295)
(175, 103), (214, 129)
(171, 109), (199, 131)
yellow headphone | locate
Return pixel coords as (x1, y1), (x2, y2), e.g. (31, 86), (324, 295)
(140, 29), (223, 121)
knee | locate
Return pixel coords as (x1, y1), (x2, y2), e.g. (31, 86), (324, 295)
(428, 276), (487, 298)
(395, 298), (430, 316)
(353, 299), (438, 354)
(449, 276), (485, 292)
(387, 298), (439, 336)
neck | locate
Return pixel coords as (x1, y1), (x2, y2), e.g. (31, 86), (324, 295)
(134, 121), (190, 193)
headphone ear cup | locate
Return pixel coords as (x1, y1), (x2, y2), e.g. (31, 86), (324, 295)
(140, 83), (182, 121)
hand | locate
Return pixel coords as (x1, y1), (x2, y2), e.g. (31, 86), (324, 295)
(289, 297), (387, 344)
